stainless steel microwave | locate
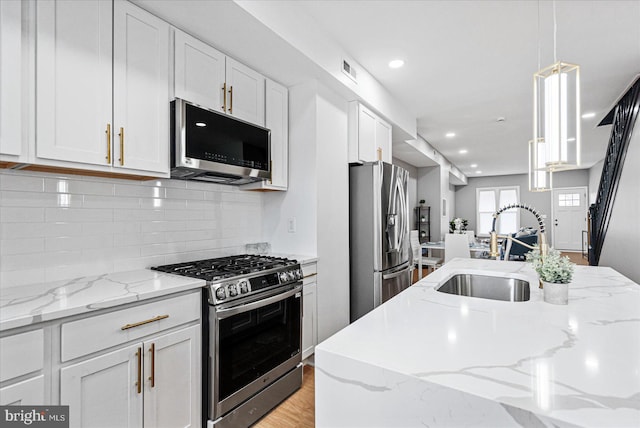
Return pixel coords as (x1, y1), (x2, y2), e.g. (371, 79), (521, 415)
(170, 98), (271, 184)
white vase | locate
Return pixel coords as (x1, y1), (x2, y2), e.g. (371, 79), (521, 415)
(542, 280), (569, 305)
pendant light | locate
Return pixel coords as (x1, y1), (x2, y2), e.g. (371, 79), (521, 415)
(528, 138), (552, 192)
(533, 0), (581, 172)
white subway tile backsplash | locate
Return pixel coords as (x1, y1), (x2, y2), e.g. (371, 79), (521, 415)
(0, 170), (263, 289)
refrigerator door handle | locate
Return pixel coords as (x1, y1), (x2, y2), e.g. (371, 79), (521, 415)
(382, 266), (410, 280)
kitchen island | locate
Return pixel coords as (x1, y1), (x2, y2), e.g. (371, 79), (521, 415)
(315, 259), (640, 427)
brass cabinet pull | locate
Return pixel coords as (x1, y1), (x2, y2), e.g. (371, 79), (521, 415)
(228, 85), (233, 114)
(121, 314), (169, 330)
(222, 83), (227, 112)
(377, 147), (382, 161)
(136, 347), (142, 394)
(149, 343), (155, 388)
(303, 273), (317, 279)
(105, 124), (111, 164)
(118, 127), (124, 165)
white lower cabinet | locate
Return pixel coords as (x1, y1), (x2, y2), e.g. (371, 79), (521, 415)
(0, 376), (45, 406)
(60, 325), (200, 428)
(301, 262), (318, 359)
(61, 344), (143, 428)
(0, 328), (46, 405)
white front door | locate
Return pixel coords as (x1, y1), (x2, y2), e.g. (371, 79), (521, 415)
(552, 187), (587, 251)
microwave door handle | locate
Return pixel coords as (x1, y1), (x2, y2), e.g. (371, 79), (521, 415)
(215, 286), (301, 320)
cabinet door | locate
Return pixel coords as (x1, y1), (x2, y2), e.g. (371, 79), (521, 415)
(0, 0), (22, 156)
(302, 282), (317, 360)
(0, 376), (45, 405)
(113, 0), (169, 174)
(358, 104), (377, 162)
(375, 117), (392, 163)
(143, 325), (201, 428)
(174, 30), (226, 113)
(265, 79), (288, 189)
(36, 0), (113, 165)
(225, 57), (265, 126)
(61, 343), (143, 428)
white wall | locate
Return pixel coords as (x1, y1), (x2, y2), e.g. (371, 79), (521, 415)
(263, 82), (318, 255)
(262, 80), (350, 343)
(316, 83), (350, 342)
(599, 128), (640, 283)
(588, 159), (604, 204)
(0, 170), (263, 288)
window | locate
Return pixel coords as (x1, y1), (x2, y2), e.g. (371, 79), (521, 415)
(558, 193), (580, 207)
(476, 186), (520, 236)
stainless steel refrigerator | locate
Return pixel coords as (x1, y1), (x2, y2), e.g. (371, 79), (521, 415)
(349, 161), (411, 322)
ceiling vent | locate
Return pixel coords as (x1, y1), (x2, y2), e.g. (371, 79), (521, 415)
(342, 59), (357, 83)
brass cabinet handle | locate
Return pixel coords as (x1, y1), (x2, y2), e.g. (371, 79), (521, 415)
(118, 127), (124, 166)
(121, 314), (169, 330)
(377, 147), (382, 161)
(105, 124), (111, 164)
(222, 83), (227, 112)
(149, 343), (155, 388)
(303, 273), (317, 279)
(228, 85), (233, 114)
(136, 347), (142, 394)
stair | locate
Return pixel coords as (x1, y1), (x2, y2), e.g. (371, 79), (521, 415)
(588, 77), (640, 265)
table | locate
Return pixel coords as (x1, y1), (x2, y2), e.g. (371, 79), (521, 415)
(416, 241), (491, 279)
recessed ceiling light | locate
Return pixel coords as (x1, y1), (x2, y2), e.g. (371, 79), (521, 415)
(195, 122), (207, 127)
(581, 112), (596, 119)
(470, 164), (478, 168)
(445, 132), (456, 138)
(458, 149), (468, 154)
(388, 59), (404, 69)
(567, 137), (576, 142)
(476, 170), (482, 174)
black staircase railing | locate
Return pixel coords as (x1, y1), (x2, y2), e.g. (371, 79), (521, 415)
(588, 77), (640, 265)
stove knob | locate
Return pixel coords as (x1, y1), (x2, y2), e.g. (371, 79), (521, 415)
(215, 287), (226, 300)
(279, 272), (288, 282)
(295, 269), (303, 280)
(228, 284), (238, 297)
(239, 280), (249, 294)
(287, 271), (296, 281)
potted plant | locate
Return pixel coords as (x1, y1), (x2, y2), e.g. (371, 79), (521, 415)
(526, 247), (575, 305)
(449, 217), (468, 233)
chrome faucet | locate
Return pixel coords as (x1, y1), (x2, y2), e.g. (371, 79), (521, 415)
(488, 203), (548, 262)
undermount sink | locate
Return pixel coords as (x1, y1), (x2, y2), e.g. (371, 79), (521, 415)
(436, 274), (530, 302)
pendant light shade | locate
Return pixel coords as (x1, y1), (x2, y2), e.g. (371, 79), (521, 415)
(528, 138), (552, 192)
(533, 61), (581, 171)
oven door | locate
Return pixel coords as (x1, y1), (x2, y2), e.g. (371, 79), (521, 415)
(209, 283), (302, 420)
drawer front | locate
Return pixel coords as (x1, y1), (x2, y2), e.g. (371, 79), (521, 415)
(0, 330), (44, 382)
(61, 291), (200, 362)
(302, 262), (317, 286)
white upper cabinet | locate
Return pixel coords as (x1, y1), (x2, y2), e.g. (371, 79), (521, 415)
(242, 78), (288, 191)
(173, 29), (265, 127)
(0, 0), (23, 157)
(36, 0), (113, 166)
(224, 58), (265, 126)
(348, 102), (392, 164)
(36, 0), (169, 175)
(173, 30), (226, 113)
(113, 1), (169, 173)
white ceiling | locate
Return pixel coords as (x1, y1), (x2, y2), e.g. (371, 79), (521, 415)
(136, 0), (640, 177)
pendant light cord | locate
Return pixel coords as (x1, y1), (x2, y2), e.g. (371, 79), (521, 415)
(553, 0), (558, 63)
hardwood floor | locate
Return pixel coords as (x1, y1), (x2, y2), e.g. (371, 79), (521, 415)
(253, 364), (315, 428)
(561, 251), (589, 266)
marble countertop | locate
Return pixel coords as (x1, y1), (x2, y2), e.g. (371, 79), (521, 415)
(315, 258), (640, 427)
(0, 270), (206, 331)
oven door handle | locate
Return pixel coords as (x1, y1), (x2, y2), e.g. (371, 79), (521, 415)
(215, 285), (302, 320)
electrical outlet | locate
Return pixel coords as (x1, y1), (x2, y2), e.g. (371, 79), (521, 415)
(287, 217), (296, 233)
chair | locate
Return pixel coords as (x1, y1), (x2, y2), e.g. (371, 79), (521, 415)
(410, 230), (442, 280)
(444, 233), (470, 263)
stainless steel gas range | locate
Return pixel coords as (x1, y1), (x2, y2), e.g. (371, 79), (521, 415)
(152, 255), (303, 428)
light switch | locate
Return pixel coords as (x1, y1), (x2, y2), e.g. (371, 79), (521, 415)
(287, 217), (296, 233)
